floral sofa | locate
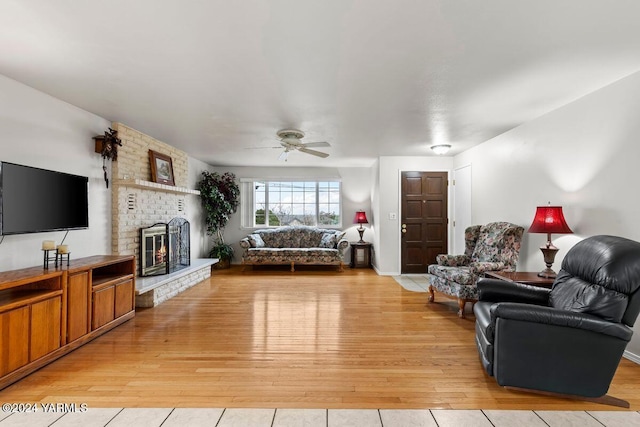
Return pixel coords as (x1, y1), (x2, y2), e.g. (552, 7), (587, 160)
(239, 226), (348, 271)
(427, 221), (524, 318)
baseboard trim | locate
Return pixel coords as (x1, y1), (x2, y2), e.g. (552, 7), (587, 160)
(372, 266), (399, 276)
(623, 350), (640, 364)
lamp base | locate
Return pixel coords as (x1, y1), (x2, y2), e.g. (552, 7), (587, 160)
(537, 268), (557, 279)
(357, 227), (365, 244)
(538, 244), (559, 279)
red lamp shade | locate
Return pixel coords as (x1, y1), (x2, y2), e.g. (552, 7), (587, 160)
(528, 206), (573, 234)
(354, 211), (369, 225)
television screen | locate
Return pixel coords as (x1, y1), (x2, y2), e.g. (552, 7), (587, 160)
(0, 162), (89, 235)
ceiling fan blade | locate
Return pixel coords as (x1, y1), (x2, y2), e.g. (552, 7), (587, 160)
(298, 147), (329, 158)
(245, 146), (281, 150)
(301, 141), (330, 148)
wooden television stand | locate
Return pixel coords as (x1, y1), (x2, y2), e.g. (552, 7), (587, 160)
(0, 255), (135, 390)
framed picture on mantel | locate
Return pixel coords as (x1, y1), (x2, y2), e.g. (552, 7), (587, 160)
(149, 150), (175, 186)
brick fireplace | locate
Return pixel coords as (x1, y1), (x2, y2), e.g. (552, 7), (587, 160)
(109, 123), (213, 307)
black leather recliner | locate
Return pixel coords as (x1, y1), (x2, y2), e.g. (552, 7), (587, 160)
(474, 235), (640, 406)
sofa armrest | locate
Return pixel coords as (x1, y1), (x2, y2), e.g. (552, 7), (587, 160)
(469, 262), (505, 274)
(491, 302), (632, 341)
(337, 238), (349, 256)
(239, 238), (252, 250)
(436, 254), (469, 266)
(477, 278), (551, 305)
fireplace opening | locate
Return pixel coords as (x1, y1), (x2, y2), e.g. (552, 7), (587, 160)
(140, 218), (190, 276)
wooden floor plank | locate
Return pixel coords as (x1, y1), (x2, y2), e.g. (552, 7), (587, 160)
(0, 266), (638, 410)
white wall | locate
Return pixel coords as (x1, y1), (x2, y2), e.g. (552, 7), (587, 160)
(453, 70), (640, 359)
(187, 156), (215, 259)
(208, 166), (374, 263)
(376, 156), (454, 275)
(0, 75), (111, 271)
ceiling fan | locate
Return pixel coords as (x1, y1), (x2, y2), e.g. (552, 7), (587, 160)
(258, 129), (331, 161)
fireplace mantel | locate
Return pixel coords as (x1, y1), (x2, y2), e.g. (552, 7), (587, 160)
(116, 179), (200, 195)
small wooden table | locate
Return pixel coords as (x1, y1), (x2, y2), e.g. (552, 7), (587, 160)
(484, 271), (554, 289)
(350, 242), (372, 268)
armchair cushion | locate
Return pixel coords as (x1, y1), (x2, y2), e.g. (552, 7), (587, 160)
(436, 254), (470, 266)
(427, 265), (475, 286)
(468, 261), (505, 275)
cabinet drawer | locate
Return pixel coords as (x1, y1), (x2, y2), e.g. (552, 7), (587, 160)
(67, 272), (89, 342)
(0, 306), (30, 376)
(115, 279), (134, 319)
(30, 296), (62, 361)
(92, 286), (115, 330)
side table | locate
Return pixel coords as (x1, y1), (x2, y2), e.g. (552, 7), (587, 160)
(484, 271), (554, 289)
(350, 242), (372, 268)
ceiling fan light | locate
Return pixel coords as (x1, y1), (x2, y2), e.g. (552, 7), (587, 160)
(430, 144), (452, 155)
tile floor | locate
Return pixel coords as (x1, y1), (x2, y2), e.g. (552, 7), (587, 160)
(3, 408), (640, 427)
(393, 274), (430, 292)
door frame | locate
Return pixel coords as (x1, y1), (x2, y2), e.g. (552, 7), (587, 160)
(397, 167), (453, 274)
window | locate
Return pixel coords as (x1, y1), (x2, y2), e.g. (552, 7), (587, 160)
(248, 180), (341, 227)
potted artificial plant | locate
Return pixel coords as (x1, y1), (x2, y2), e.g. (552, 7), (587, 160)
(197, 171), (240, 269)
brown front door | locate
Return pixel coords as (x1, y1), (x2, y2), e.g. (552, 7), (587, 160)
(401, 171), (448, 274)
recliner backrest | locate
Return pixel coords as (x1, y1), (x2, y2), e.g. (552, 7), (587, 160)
(550, 235), (640, 326)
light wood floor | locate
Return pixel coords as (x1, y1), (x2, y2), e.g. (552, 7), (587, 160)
(1, 266), (638, 410)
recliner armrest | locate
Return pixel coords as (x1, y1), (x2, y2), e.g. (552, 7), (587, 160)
(477, 278), (551, 305)
(491, 302), (633, 341)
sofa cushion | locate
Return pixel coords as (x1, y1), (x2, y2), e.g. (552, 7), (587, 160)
(255, 227), (299, 247)
(298, 227), (324, 247)
(320, 232), (336, 248)
(245, 247), (341, 264)
(248, 233), (265, 248)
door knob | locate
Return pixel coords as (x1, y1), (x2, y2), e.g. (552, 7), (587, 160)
(401, 224), (407, 233)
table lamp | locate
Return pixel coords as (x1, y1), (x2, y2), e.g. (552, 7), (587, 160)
(528, 204), (573, 278)
(354, 211), (369, 243)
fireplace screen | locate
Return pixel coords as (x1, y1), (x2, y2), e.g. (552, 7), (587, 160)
(140, 218), (190, 276)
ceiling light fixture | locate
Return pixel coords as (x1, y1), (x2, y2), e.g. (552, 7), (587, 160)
(430, 144), (452, 155)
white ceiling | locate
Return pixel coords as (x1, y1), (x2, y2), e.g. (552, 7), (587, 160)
(2, 1), (640, 167)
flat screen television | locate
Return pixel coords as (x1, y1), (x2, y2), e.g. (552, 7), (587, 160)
(0, 162), (89, 235)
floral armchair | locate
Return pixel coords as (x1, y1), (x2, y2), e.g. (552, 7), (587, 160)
(427, 222), (524, 318)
